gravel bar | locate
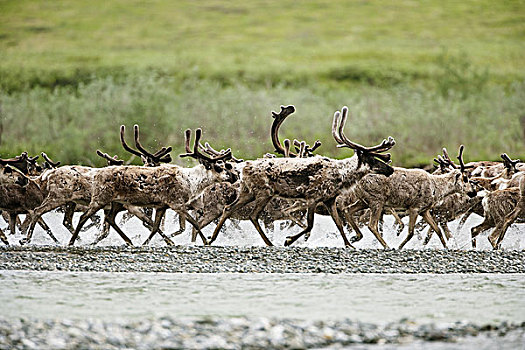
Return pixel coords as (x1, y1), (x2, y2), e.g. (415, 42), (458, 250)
(1, 316), (524, 349)
(1, 246), (523, 273)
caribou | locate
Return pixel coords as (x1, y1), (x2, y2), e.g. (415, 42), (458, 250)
(0, 153), (62, 244)
(68, 128), (236, 246)
(21, 125), (175, 246)
(206, 106), (395, 247)
(185, 105), (322, 246)
(471, 177), (525, 249)
(341, 145), (476, 249)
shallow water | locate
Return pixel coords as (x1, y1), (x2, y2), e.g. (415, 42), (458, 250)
(1, 271), (523, 324)
(3, 211), (524, 249)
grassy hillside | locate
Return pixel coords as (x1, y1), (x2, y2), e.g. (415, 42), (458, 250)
(0, 0), (524, 166)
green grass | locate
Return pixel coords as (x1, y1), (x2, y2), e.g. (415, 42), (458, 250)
(0, 0), (524, 166)
(1, 0), (524, 90)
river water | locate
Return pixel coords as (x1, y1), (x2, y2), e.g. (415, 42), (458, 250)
(1, 271), (523, 324)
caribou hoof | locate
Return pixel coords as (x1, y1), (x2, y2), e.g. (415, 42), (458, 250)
(284, 237), (293, 246)
(304, 233), (310, 241)
(488, 237), (498, 250)
(350, 236), (362, 243)
(19, 238), (28, 246)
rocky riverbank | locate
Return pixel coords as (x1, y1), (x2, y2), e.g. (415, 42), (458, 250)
(0, 316), (523, 349)
(0, 246), (523, 273)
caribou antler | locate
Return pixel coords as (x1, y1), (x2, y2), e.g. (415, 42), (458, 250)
(120, 125), (142, 157)
(200, 142), (243, 163)
(0, 152), (28, 165)
(333, 106), (395, 154)
(292, 139), (307, 157)
(332, 111), (344, 144)
(133, 125), (172, 163)
(270, 105), (297, 157)
(441, 148), (458, 169)
(0, 152), (39, 175)
(120, 125), (143, 158)
(501, 153), (520, 171)
(292, 139), (322, 158)
(270, 105), (321, 158)
(442, 147), (473, 170)
(433, 155), (450, 172)
(456, 145), (468, 175)
(180, 129), (232, 163)
(41, 152), (61, 168)
(120, 125), (172, 166)
(299, 141), (306, 158)
(283, 139), (291, 157)
(308, 140), (322, 154)
(96, 150), (124, 166)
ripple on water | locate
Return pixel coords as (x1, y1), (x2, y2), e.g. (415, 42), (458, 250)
(1, 271), (524, 324)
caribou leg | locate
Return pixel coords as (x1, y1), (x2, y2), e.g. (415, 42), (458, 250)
(36, 218), (60, 244)
(343, 200), (368, 243)
(62, 202), (76, 233)
(470, 218), (494, 248)
(126, 205), (174, 245)
(398, 209), (419, 250)
(8, 213), (17, 235)
(488, 205), (522, 249)
(366, 203), (390, 249)
(325, 198), (355, 248)
(164, 205), (208, 245)
(91, 210), (112, 246)
(389, 208), (405, 236)
(421, 210), (447, 248)
(142, 207), (175, 246)
(284, 203), (316, 246)
(247, 196), (274, 246)
(209, 190), (256, 245)
(22, 199), (66, 245)
(103, 204), (133, 246)
(69, 204), (106, 246)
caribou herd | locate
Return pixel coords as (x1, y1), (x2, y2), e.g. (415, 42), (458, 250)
(0, 106), (523, 249)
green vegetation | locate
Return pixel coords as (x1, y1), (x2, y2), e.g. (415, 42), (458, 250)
(1, 0), (524, 166)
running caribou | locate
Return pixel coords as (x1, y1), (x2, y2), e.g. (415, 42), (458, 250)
(185, 105), (322, 246)
(471, 176), (525, 249)
(68, 128), (236, 246)
(21, 124), (175, 245)
(340, 145), (477, 249)
(207, 106), (396, 247)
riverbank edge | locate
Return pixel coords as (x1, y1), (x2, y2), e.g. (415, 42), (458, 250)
(1, 246), (523, 274)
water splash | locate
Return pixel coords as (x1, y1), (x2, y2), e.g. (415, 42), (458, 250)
(3, 211), (523, 250)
